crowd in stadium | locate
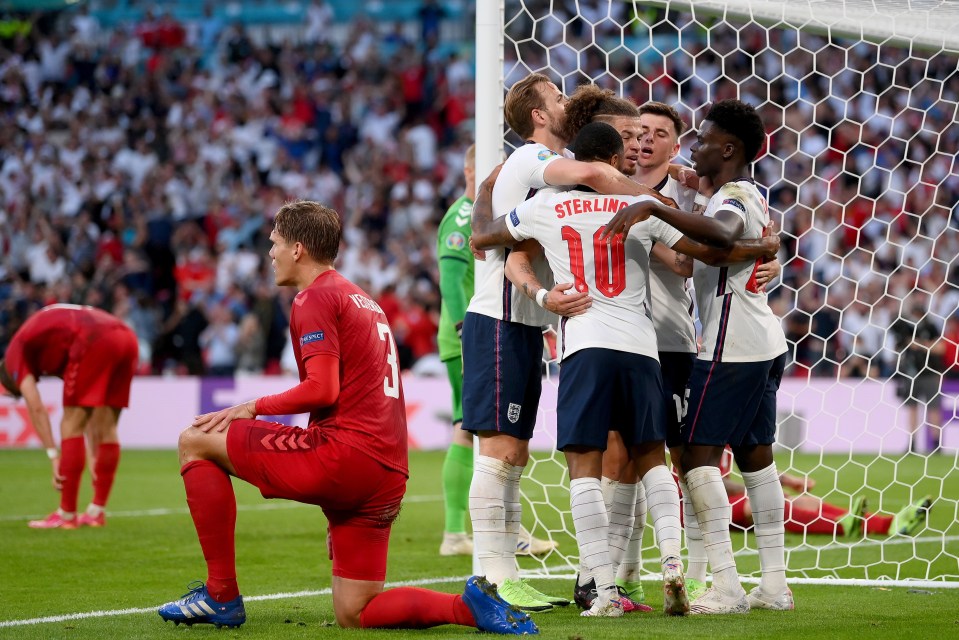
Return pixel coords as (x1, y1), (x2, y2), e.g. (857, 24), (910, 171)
(0, 1), (957, 381)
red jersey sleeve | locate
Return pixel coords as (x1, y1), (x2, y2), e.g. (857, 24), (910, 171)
(290, 288), (341, 366)
(255, 354), (339, 415)
(2, 333), (28, 388)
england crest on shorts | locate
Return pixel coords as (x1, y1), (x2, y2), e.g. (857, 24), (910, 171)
(507, 403), (522, 423)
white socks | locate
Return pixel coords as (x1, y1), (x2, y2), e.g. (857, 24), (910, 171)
(469, 455), (517, 585)
(570, 477), (617, 604)
(679, 479), (708, 582)
(685, 465), (743, 597)
(642, 465), (683, 562)
(503, 463), (524, 560)
(602, 477), (636, 570)
(742, 463), (787, 595)
(617, 480), (647, 582)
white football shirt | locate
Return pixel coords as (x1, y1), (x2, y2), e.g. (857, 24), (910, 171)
(692, 179), (788, 362)
(647, 174), (699, 354)
(506, 188), (683, 361)
(467, 142), (561, 327)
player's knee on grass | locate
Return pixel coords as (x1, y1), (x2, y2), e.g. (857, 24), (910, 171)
(332, 578), (383, 628)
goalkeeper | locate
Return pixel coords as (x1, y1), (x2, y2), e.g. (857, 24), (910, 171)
(435, 145), (478, 557)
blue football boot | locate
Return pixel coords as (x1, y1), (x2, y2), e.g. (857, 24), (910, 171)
(158, 582), (246, 628)
(462, 575), (539, 635)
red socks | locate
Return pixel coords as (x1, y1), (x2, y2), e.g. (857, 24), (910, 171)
(92, 443), (120, 508)
(181, 460), (239, 602)
(863, 512), (893, 535)
(784, 500), (840, 535)
(359, 588), (475, 629)
(59, 436), (86, 514)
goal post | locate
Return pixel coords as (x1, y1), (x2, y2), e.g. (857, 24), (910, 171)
(475, 0), (959, 588)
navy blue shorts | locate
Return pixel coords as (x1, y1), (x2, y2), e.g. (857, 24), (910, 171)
(557, 348), (665, 451)
(461, 312), (543, 439)
(683, 352), (787, 447)
(660, 351), (696, 448)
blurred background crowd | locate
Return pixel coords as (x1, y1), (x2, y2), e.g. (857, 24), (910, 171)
(0, 0), (957, 382)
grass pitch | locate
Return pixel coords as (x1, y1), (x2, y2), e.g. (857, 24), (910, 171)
(0, 448), (957, 639)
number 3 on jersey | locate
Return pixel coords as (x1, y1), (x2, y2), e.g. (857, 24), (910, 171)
(561, 226), (626, 297)
(377, 322), (400, 399)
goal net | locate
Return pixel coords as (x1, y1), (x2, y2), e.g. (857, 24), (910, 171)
(475, 0), (959, 588)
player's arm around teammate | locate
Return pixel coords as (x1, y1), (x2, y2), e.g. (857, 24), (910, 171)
(470, 168), (592, 318)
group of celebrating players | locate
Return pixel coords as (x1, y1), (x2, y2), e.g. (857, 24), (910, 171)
(434, 72), (791, 621)
(3, 71), (794, 635)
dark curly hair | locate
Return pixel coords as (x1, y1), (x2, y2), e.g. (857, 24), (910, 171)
(562, 84), (638, 142)
(703, 99), (766, 163)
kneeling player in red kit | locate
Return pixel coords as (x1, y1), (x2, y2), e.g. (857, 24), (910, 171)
(157, 201), (537, 635)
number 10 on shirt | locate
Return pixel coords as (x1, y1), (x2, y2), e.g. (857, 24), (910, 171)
(562, 226), (626, 298)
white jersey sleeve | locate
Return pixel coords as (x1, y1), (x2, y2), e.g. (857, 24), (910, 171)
(692, 179), (788, 362)
(468, 143), (564, 326)
(648, 175), (699, 353)
(506, 197), (537, 242)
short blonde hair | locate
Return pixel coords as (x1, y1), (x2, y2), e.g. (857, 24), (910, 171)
(504, 73), (552, 139)
(464, 143), (475, 168)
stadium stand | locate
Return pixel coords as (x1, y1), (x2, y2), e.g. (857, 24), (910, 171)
(0, 0), (956, 385)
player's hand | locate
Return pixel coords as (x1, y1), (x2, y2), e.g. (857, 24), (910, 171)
(544, 283), (592, 317)
(601, 202), (652, 239)
(192, 400), (257, 433)
(469, 237), (485, 261)
(326, 525), (333, 560)
(675, 165), (700, 191)
(51, 456), (64, 491)
(455, 321), (463, 340)
(755, 259), (782, 289)
(762, 220), (780, 254)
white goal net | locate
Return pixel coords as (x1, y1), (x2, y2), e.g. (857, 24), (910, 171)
(476, 0), (959, 588)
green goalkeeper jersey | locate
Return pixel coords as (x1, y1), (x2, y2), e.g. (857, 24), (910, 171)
(436, 194), (474, 361)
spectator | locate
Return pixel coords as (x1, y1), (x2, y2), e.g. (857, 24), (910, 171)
(200, 304), (240, 377)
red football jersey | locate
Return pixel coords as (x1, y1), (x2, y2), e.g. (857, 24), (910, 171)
(4, 304), (126, 386)
(290, 271), (408, 476)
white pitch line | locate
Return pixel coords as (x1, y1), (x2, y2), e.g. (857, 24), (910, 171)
(0, 494), (444, 523)
(0, 575), (472, 628)
(4, 563), (958, 628)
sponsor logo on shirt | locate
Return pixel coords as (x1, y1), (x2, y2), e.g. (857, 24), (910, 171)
(445, 231), (466, 250)
(537, 149), (557, 161)
(300, 331), (325, 345)
(722, 198), (747, 213)
(509, 209), (520, 226)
